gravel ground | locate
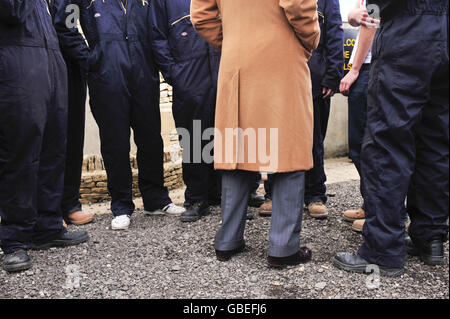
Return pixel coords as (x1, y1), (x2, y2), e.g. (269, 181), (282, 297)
(0, 180), (448, 299)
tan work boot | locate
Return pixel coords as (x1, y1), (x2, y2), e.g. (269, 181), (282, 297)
(352, 219), (365, 233)
(307, 202), (328, 219)
(65, 211), (94, 226)
(343, 208), (365, 222)
(259, 199), (272, 217)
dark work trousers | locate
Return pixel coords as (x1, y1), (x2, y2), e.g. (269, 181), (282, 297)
(358, 7), (449, 268)
(0, 46), (67, 254)
(305, 96), (331, 205)
(172, 84), (220, 205)
(61, 59), (87, 216)
(89, 69), (171, 216)
(348, 64), (370, 175)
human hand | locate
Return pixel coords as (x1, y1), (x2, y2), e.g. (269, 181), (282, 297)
(322, 87), (335, 99)
(339, 69), (360, 96)
(348, 7), (380, 28)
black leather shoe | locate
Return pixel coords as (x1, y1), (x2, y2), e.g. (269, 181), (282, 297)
(248, 192), (265, 208)
(406, 236), (445, 266)
(246, 210), (255, 220)
(180, 201), (210, 223)
(268, 247), (312, 268)
(207, 197), (221, 206)
(32, 231), (89, 250)
(3, 250), (32, 273)
(333, 252), (404, 277)
(215, 243), (246, 262)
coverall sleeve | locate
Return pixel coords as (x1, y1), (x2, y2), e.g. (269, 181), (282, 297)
(51, 0), (90, 71)
(149, 0), (176, 86)
(0, 0), (35, 25)
(322, 0), (344, 92)
(190, 0), (223, 51)
(279, 0), (321, 54)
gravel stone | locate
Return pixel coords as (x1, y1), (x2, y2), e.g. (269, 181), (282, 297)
(315, 282), (327, 291)
(0, 181), (448, 299)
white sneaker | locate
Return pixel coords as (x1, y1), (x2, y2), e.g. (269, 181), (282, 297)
(111, 215), (131, 230)
(145, 203), (186, 217)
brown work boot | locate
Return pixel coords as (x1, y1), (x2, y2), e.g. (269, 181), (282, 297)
(259, 199), (272, 217)
(352, 219), (365, 233)
(343, 208), (365, 222)
(307, 202), (328, 219)
(65, 211), (94, 226)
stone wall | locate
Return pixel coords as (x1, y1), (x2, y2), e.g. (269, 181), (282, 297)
(79, 145), (183, 205)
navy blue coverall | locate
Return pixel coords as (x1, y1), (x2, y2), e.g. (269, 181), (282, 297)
(150, 0), (221, 205)
(305, 0), (344, 205)
(49, 0), (90, 217)
(0, 0), (67, 253)
(74, 0), (171, 216)
(359, 0), (449, 268)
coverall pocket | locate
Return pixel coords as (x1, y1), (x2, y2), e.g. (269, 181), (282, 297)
(392, 39), (436, 91)
(169, 15), (195, 60)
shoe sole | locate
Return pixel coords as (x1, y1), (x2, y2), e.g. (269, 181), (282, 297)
(111, 225), (130, 230)
(259, 211), (272, 217)
(216, 245), (246, 262)
(32, 234), (89, 251)
(352, 225), (363, 233)
(180, 215), (202, 223)
(407, 247), (444, 266)
(145, 210), (184, 217)
(343, 216), (364, 223)
(332, 257), (404, 277)
(65, 216), (94, 226)
(267, 258), (311, 269)
(309, 212), (329, 219)
(420, 255), (445, 266)
(3, 261), (33, 273)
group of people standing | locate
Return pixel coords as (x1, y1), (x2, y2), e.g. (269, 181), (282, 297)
(0, 0), (448, 279)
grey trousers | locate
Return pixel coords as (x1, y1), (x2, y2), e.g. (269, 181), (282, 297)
(215, 170), (305, 257)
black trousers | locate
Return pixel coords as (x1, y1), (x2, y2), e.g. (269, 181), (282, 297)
(305, 96), (331, 205)
(0, 47), (67, 253)
(358, 7), (449, 268)
(172, 86), (220, 205)
(88, 47), (171, 216)
(61, 61), (87, 216)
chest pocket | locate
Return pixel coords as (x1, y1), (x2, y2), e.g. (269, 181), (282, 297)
(83, 0), (123, 37)
(168, 14), (208, 61)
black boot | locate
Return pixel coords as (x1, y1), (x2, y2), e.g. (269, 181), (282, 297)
(32, 231), (89, 250)
(248, 192), (265, 208)
(268, 247), (312, 268)
(180, 201), (210, 223)
(406, 236), (445, 266)
(216, 243), (246, 262)
(3, 250), (32, 273)
(333, 252), (404, 277)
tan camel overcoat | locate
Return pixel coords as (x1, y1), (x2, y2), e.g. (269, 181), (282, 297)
(191, 0), (320, 172)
